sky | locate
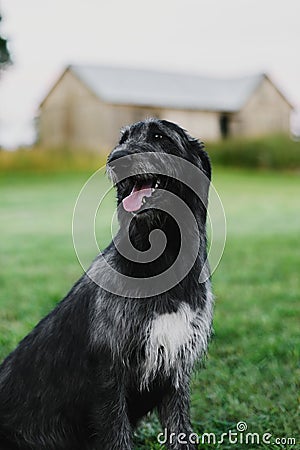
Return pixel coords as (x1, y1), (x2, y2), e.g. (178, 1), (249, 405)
(0, 0), (300, 147)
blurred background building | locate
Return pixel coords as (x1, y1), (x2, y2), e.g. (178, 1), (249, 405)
(38, 65), (293, 152)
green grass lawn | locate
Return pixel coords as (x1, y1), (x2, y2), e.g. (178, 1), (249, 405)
(0, 168), (299, 449)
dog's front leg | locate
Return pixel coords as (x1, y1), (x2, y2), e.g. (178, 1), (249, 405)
(90, 382), (133, 450)
(91, 418), (132, 450)
(157, 377), (197, 450)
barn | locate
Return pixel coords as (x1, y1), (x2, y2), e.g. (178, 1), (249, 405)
(38, 65), (293, 152)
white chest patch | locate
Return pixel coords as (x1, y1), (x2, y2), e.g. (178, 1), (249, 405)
(141, 302), (211, 389)
(149, 304), (196, 363)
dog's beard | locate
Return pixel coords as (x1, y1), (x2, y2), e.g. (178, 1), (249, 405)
(114, 175), (182, 267)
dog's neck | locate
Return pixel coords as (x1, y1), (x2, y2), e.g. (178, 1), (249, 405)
(132, 214), (177, 248)
(115, 210), (206, 281)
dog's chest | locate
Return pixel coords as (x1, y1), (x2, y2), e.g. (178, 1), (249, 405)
(142, 303), (206, 388)
(149, 306), (196, 358)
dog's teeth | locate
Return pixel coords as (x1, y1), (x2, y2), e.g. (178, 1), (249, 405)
(154, 182), (159, 189)
(142, 197), (146, 205)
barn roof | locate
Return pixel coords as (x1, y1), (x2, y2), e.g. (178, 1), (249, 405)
(69, 65), (267, 112)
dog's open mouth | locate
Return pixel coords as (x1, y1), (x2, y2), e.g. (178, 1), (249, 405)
(122, 176), (161, 212)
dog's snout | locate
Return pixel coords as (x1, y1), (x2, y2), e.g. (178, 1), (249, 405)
(107, 149), (130, 166)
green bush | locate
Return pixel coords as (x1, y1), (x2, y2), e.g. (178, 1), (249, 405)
(208, 135), (300, 170)
(0, 146), (107, 173)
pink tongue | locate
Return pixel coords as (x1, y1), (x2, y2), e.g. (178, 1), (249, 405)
(122, 183), (153, 212)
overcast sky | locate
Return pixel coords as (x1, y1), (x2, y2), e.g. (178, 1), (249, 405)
(0, 0), (299, 147)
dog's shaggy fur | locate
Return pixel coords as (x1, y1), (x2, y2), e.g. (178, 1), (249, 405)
(0, 119), (213, 450)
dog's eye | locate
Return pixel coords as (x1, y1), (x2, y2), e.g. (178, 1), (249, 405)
(154, 134), (164, 140)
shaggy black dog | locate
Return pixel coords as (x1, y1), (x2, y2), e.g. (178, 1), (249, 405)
(0, 119), (213, 450)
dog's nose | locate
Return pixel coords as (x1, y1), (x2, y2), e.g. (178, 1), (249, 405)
(107, 149), (130, 166)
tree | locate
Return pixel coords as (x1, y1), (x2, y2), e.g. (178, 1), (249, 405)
(0, 13), (11, 69)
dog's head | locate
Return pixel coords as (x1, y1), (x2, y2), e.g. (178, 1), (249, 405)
(107, 118), (211, 227)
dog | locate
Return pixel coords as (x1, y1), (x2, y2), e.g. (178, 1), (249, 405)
(0, 118), (213, 450)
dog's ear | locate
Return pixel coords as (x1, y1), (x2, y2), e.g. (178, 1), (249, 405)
(188, 138), (211, 181)
(199, 147), (211, 181)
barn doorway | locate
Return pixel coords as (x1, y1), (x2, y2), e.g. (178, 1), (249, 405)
(220, 114), (230, 139)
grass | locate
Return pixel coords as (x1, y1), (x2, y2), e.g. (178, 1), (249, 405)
(0, 167), (299, 449)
